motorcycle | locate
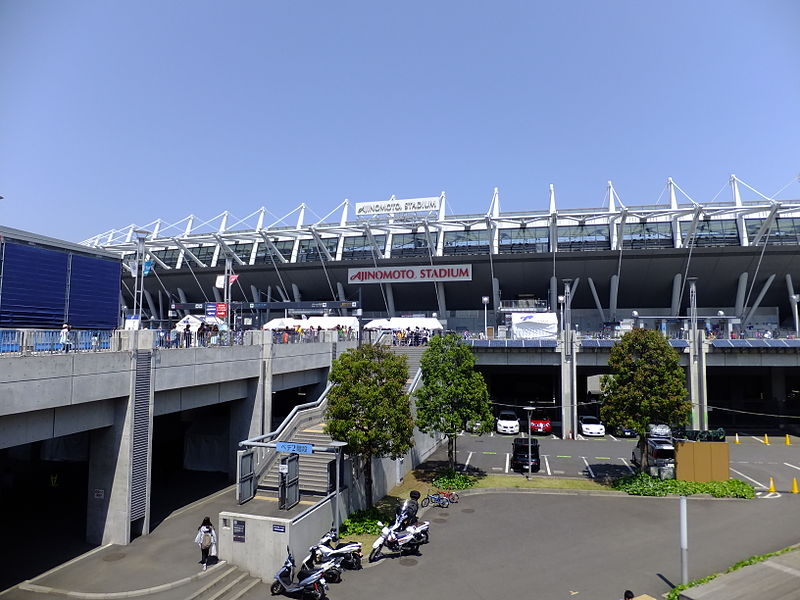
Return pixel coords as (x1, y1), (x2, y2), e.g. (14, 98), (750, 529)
(313, 528), (363, 570)
(271, 547), (328, 600)
(368, 516), (427, 562)
(302, 548), (344, 584)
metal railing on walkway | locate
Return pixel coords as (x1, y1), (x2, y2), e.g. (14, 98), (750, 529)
(0, 329), (114, 355)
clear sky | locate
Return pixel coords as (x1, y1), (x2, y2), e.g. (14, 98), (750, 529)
(1, 1), (799, 243)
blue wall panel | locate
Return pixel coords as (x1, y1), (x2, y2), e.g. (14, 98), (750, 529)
(0, 242), (69, 328)
(67, 255), (121, 329)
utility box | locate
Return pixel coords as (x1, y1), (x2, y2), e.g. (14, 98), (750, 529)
(675, 441), (729, 482)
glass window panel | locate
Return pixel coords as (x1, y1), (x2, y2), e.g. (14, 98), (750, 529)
(391, 232), (437, 257)
(227, 242), (254, 263)
(745, 218), (800, 246)
(498, 226), (550, 253)
(341, 234), (386, 260)
(690, 219), (740, 247)
(297, 237), (338, 262)
(184, 245), (216, 266)
(253, 240), (294, 263)
(621, 222), (674, 250)
(442, 229), (490, 255)
(150, 248), (181, 268)
(556, 225), (610, 251)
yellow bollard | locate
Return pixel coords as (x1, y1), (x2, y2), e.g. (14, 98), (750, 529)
(735, 433), (741, 444)
(764, 433), (770, 445)
(792, 478), (799, 494)
(786, 434), (792, 446)
(768, 477), (776, 493)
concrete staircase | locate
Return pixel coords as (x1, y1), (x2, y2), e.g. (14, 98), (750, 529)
(186, 565), (263, 600)
(389, 345), (426, 392)
(260, 425), (335, 495)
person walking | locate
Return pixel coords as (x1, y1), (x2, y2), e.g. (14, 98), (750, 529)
(59, 324), (72, 353)
(194, 516), (217, 571)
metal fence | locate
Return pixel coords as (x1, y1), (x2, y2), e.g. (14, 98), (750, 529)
(0, 329), (114, 355)
(152, 328), (246, 349)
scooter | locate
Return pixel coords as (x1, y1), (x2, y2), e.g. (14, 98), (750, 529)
(368, 516), (425, 562)
(302, 548), (344, 584)
(271, 547), (328, 600)
(313, 528), (363, 570)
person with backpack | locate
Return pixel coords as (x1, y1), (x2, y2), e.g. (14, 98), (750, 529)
(194, 516), (217, 571)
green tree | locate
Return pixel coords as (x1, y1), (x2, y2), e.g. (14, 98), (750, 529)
(415, 333), (494, 471)
(324, 344), (414, 506)
(600, 328), (690, 436)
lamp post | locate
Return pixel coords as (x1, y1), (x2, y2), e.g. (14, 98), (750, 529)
(328, 441), (348, 534)
(523, 406), (534, 479)
(792, 295), (800, 339)
(132, 230), (150, 330)
(632, 310), (639, 329)
(482, 296), (490, 338)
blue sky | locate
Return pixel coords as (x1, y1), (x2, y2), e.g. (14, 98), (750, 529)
(1, 1), (799, 242)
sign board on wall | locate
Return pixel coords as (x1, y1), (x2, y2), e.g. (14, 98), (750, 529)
(347, 264), (472, 284)
(233, 519), (246, 542)
(355, 197), (440, 216)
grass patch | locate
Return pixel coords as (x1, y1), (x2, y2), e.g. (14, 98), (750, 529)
(476, 474), (608, 491)
(665, 545), (799, 600)
(612, 473), (755, 498)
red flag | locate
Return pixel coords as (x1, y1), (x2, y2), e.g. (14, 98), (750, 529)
(229, 274), (239, 284)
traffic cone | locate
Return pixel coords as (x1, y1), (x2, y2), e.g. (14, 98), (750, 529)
(735, 433), (741, 444)
(786, 434), (792, 446)
(764, 433), (770, 445)
(768, 477), (776, 493)
(792, 478), (799, 494)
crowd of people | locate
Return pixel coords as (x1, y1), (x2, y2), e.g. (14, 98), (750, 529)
(272, 324), (358, 344)
(390, 327), (435, 346)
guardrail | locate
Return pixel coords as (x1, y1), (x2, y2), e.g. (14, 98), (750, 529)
(0, 329), (113, 355)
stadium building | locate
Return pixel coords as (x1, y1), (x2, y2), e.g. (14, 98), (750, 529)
(84, 175), (800, 431)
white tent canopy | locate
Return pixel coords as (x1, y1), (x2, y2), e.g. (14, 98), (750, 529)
(263, 316), (360, 330)
(174, 314), (226, 332)
(363, 317), (443, 331)
(510, 312), (558, 340)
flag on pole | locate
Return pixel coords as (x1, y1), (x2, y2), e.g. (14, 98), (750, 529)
(229, 274), (239, 284)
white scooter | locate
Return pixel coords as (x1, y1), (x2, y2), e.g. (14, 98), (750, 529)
(302, 548), (344, 584)
(368, 515), (428, 562)
(271, 548), (328, 600)
(313, 528), (363, 570)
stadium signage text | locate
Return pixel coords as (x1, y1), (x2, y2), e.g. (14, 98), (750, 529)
(355, 197), (441, 216)
(347, 264), (472, 284)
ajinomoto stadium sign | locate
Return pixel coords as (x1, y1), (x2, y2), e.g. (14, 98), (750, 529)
(347, 264), (472, 284)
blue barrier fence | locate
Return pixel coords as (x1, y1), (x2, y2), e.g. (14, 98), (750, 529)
(0, 330), (113, 354)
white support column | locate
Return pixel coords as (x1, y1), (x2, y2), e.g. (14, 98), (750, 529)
(735, 272), (749, 318)
(743, 274), (776, 326)
(731, 175), (748, 246)
(671, 273), (682, 316)
(609, 274), (619, 322)
(385, 283), (396, 317)
(588, 277), (606, 322)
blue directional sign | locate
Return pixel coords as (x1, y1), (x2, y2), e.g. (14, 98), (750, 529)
(275, 441), (314, 455)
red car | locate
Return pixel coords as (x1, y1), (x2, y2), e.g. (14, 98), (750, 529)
(529, 412), (552, 434)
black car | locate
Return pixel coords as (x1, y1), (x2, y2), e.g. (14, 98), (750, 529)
(510, 438), (540, 472)
(614, 426), (637, 438)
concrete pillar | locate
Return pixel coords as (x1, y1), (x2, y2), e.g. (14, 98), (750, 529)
(87, 397), (131, 545)
(549, 276), (558, 314)
(688, 330), (709, 429)
(771, 367), (787, 430)
(385, 284), (396, 317)
(436, 282), (447, 319)
(559, 332), (577, 439)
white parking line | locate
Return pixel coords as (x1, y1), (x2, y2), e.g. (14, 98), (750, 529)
(751, 436), (767, 444)
(609, 434), (618, 441)
(783, 462), (800, 472)
(581, 457), (595, 478)
(730, 467), (767, 489)
(543, 454), (551, 476)
(462, 451), (473, 472)
(620, 457), (635, 475)
(505, 453), (510, 473)
(551, 434), (558, 439)
(577, 434), (586, 441)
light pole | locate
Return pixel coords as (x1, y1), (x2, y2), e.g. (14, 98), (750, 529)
(523, 406), (534, 479)
(792, 295), (800, 338)
(632, 310), (639, 329)
(132, 230), (150, 330)
(482, 296), (490, 338)
(562, 279), (574, 438)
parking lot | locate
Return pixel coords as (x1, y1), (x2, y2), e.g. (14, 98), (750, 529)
(449, 431), (800, 494)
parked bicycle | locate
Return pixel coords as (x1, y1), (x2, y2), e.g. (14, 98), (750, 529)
(437, 490), (459, 503)
(420, 493), (450, 508)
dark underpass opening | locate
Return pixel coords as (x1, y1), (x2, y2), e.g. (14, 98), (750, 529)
(0, 435), (95, 591)
(149, 405), (232, 530)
